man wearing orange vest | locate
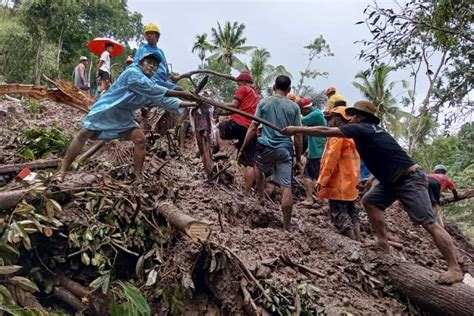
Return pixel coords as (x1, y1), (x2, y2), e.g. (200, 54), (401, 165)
(317, 106), (361, 240)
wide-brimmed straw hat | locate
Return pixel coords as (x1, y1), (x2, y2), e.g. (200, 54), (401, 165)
(346, 101), (380, 125)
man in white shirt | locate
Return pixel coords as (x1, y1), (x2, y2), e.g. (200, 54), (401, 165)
(96, 43), (114, 94)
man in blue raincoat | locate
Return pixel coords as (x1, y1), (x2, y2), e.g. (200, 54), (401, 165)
(59, 52), (198, 181)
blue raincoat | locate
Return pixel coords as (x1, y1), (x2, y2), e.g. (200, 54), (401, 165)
(81, 64), (182, 140)
(134, 43), (177, 89)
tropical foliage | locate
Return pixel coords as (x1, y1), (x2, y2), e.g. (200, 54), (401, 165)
(242, 48), (291, 95)
(207, 21), (255, 69)
(0, 0), (142, 85)
(191, 33), (212, 66)
(352, 64), (411, 139)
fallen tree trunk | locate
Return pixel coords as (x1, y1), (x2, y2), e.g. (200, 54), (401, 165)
(0, 159), (61, 175)
(388, 261), (474, 315)
(310, 227), (474, 315)
(442, 189), (474, 205)
(156, 202), (211, 241)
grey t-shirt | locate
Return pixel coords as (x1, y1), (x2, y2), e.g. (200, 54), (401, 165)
(73, 63), (87, 88)
(254, 95), (301, 149)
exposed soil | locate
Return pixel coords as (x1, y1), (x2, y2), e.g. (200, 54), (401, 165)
(1, 97), (473, 315)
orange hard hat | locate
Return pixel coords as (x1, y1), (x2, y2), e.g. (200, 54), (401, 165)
(287, 93), (297, 101)
(325, 86), (336, 96)
(325, 106), (350, 121)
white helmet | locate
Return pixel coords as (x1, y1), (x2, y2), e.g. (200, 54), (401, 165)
(434, 164), (447, 172)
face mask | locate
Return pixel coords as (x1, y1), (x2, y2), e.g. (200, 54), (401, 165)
(140, 58), (158, 77)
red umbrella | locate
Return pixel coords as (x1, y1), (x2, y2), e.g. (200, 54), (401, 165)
(86, 38), (124, 58)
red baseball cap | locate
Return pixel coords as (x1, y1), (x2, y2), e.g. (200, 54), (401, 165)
(236, 72), (253, 83)
(299, 97), (312, 109)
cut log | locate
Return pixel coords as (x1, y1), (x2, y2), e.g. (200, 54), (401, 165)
(442, 189), (474, 205)
(0, 159), (61, 175)
(0, 189), (28, 211)
(52, 286), (87, 312)
(388, 262), (474, 315)
(156, 202), (211, 241)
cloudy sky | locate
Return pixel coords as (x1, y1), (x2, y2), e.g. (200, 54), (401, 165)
(127, 0), (406, 104)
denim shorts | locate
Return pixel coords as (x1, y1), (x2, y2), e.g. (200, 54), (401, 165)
(362, 169), (435, 225)
(255, 143), (293, 188)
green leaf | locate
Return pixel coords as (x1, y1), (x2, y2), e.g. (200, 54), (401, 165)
(81, 252), (90, 266)
(0, 265), (22, 275)
(119, 281), (151, 315)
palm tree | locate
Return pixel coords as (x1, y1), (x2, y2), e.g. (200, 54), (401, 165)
(192, 33), (212, 66)
(352, 64), (411, 139)
(244, 48), (291, 94)
(208, 21), (255, 69)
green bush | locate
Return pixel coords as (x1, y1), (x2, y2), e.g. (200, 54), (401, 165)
(16, 126), (71, 161)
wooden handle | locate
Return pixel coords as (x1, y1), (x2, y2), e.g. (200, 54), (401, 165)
(199, 96), (283, 132)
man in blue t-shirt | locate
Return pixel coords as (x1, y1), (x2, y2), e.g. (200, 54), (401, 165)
(282, 100), (462, 285)
(240, 75), (302, 231)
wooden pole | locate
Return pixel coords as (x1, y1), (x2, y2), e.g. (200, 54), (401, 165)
(0, 159), (61, 175)
(156, 202), (211, 241)
(442, 189), (474, 205)
(199, 96), (283, 132)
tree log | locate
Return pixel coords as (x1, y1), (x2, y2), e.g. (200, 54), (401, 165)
(442, 189), (474, 205)
(0, 159), (61, 175)
(388, 262), (474, 315)
(156, 202), (211, 241)
(0, 189), (28, 211)
(309, 227), (474, 315)
(52, 286), (87, 311)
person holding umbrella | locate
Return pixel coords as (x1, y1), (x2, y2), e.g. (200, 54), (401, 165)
(96, 43), (114, 94)
(87, 38), (124, 95)
(59, 52), (198, 182)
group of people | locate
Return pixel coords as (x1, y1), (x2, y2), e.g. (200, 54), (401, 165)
(211, 73), (462, 284)
(61, 22), (463, 285)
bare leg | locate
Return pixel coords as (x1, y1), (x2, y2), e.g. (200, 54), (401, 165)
(302, 178), (314, 204)
(432, 203), (444, 227)
(59, 129), (96, 180)
(140, 108), (151, 130)
(281, 187), (293, 231)
(123, 128), (146, 180)
(255, 166), (265, 204)
(362, 202), (390, 253)
(243, 166), (255, 194)
(422, 222), (463, 284)
(353, 221), (363, 242)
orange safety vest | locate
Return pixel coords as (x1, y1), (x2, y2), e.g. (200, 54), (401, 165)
(317, 137), (360, 201)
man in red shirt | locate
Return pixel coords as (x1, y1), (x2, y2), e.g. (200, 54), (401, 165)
(427, 165), (459, 226)
(216, 72), (260, 193)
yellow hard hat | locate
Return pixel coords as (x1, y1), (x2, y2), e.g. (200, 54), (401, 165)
(144, 23), (160, 34)
(287, 93), (297, 101)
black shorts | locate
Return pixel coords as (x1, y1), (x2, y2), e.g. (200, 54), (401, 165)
(218, 120), (256, 167)
(98, 69), (110, 81)
(427, 177), (441, 204)
(303, 158), (320, 180)
(362, 169), (435, 225)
